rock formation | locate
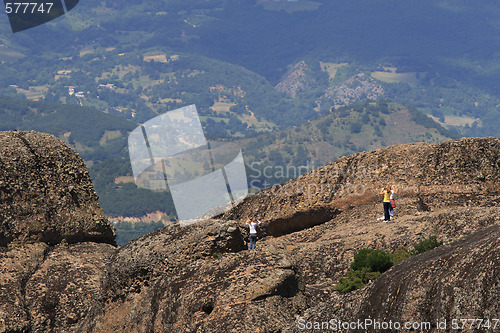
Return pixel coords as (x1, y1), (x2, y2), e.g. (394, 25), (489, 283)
(276, 61), (317, 97)
(324, 73), (385, 107)
(0, 132), (498, 332)
(0, 131), (116, 332)
(0, 131), (114, 246)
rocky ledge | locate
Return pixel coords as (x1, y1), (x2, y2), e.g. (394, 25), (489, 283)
(0, 133), (498, 332)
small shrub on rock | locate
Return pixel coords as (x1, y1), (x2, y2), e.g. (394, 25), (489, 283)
(351, 249), (393, 273)
(390, 246), (413, 265)
(334, 268), (381, 294)
(413, 236), (443, 255)
(335, 237), (443, 294)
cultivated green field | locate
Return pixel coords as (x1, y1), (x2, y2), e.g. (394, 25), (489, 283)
(371, 71), (422, 85)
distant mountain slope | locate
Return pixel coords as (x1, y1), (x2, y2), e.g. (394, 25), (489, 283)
(236, 100), (456, 188)
(1, 0), (499, 137)
(0, 96), (134, 162)
(0, 94), (456, 224)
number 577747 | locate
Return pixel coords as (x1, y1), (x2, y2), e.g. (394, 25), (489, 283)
(4, 2), (54, 14)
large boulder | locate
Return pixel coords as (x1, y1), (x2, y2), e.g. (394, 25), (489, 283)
(0, 131), (115, 245)
(0, 131), (116, 333)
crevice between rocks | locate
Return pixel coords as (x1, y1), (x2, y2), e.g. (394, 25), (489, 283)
(263, 206), (340, 238)
(20, 244), (51, 332)
(252, 273), (300, 302)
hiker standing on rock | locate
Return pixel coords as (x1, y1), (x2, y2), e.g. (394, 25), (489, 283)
(379, 185), (393, 222)
(389, 185), (397, 219)
(246, 218), (262, 250)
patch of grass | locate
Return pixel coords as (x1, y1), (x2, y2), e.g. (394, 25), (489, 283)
(429, 115), (478, 127)
(320, 62), (347, 80)
(211, 101), (236, 113)
(99, 130), (122, 145)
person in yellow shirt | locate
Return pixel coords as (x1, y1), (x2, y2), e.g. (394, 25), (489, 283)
(379, 185), (393, 222)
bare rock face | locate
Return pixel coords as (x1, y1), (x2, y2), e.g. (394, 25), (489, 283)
(324, 73), (385, 107)
(1, 134), (499, 333)
(276, 61), (317, 97)
(295, 225), (500, 333)
(0, 131), (116, 333)
(82, 233), (304, 332)
(25, 242), (116, 332)
(0, 131), (115, 245)
(80, 220), (301, 331)
(0, 242), (48, 331)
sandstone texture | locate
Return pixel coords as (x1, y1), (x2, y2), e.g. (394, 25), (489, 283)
(0, 133), (499, 332)
(0, 131), (115, 245)
(0, 131), (116, 333)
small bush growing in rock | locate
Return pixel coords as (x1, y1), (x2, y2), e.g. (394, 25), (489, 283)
(335, 237), (443, 294)
(351, 249), (393, 273)
(334, 268), (381, 294)
(335, 249), (393, 294)
(413, 236), (443, 255)
(390, 246), (413, 265)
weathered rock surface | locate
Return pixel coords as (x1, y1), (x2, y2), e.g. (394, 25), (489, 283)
(355, 224), (499, 328)
(0, 242), (48, 331)
(225, 137), (500, 226)
(0, 131), (116, 333)
(1, 133), (499, 333)
(0, 131), (115, 245)
(25, 242), (116, 332)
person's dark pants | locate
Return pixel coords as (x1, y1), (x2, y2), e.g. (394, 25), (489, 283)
(383, 202), (391, 221)
(249, 234), (258, 250)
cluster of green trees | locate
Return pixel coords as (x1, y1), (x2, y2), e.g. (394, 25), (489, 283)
(0, 96), (134, 153)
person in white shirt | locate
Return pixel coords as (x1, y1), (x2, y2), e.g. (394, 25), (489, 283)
(389, 186), (396, 219)
(246, 218), (262, 250)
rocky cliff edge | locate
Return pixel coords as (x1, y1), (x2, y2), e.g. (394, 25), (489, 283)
(0, 133), (498, 332)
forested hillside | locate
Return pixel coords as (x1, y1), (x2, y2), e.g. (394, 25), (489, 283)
(1, 0), (499, 232)
(1, 0), (499, 136)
